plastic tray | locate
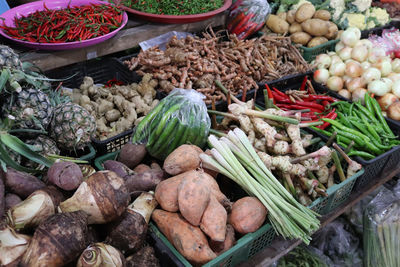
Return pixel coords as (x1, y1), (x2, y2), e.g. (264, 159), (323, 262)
(45, 58), (144, 155)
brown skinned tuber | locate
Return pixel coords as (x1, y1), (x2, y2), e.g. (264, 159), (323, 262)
(103, 160), (134, 181)
(106, 192), (158, 255)
(47, 161), (83, 191)
(20, 211), (89, 267)
(126, 246), (160, 267)
(77, 243), (126, 267)
(118, 143), (147, 169)
(0, 222), (31, 267)
(125, 169), (164, 194)
(6, 186), (64, 230)
(229, 197), (267, 234)
(1, 168), (45, 198)
(5, 193), (22, 211)
(58, 171), (130, 224)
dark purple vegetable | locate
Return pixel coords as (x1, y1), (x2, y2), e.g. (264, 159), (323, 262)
(47, 161), (83, 191)
(126, 246), (160, 267)
(125, 169), (164, 193)
(1, 168), (45, 198)
(103, 160), (134, 180)
(118, 143), (147, 169)
(4, 193), (22, 211)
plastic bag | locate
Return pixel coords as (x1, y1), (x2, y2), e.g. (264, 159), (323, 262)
(363, 188), (400, 267)
(311, 218), (363, 267)
(139, 31), (194, 51)
(369, 34), (396, 56)
(131, 88), (210, 160)
(227, 0), (271, 40)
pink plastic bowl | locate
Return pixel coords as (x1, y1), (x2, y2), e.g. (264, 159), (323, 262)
(0, 0), (128, 50)
(120, 0), (232, 24)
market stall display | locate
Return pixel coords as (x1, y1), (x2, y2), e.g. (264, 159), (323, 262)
(0, 0), (128, 50)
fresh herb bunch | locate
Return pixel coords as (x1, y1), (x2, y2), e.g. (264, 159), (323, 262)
(122, 0), (224, 15)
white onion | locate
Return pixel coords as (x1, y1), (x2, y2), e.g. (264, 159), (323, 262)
(392, 80), (400, 98)
(368, 80), (390, 96)
(361, 62), (371, 71)
(382, 77), (393, 91)
(340, 28), (360, 47)
(345, 61), (362, 78)
(378, 93), (398, 111)
(362, 67), (381, 83)
(347, 77), (366, 92)
(373, 57), (392, 77)
(339, 47), (352, 61)
(388, 73), (400, 83)
(392, 58), (400, 73)
(348, 27), (361, 40)
(313, 69), (330, 84)
(354, 39), (373, 51)
(387, 102), (400, 120)
(315, 54), (332, 69)
(342, 75), (352, 86)
(338, 89), (351, 99)
(352, 88), (367, 104)
(351, 45), (368, 62)
(330, 55), (343, 66)
(329, 62), (346, 76)
(368, 47), (387, 63)
(327, 76), (343, 91)
(327, 51), (336, 56)
(335, 42), (345, 53)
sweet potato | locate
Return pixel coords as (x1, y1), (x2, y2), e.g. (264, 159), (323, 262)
(4, 193), (22, 210)
(118, 143), (147, 169)
(228, 197), (267, 234)
(178, 172), (211, 226)
(0, 178), (4, 218)
(210, 224), (236, 255)
(200, 195), (227, 242)
(103, 160), (134, 181)
(125, 169), (164, 193)
(295, 3), (315, 23)
(163, 145), (202, 175)
(47, 162), (83, 191)
(200, 171), (231, 210)
(154, 171), (188, 212)
(152, 209), (216, 265)
(133, 164), (151, 174)
(1, 168), (45, 199)
(325, 22), (338, 40)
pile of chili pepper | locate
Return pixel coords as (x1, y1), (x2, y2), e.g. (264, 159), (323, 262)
(264, 77), (338, 130)
(0, 3), (123, 43)
(311, 94), (400, 160)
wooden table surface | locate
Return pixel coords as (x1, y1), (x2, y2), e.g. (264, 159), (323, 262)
(6, 13), (227, 71)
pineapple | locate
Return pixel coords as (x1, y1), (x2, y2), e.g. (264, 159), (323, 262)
(1, 88), (53, 131)
(0, 45), (22, 70)
(50, 103), (96, 151)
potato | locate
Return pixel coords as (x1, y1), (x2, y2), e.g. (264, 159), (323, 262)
(289, 22), (302, 34)
(301, 19), (329, 36)
(295, 3), (315, 23)
(277, 12), (287, 21)
(325, 22), (338, 40)
(313, 10), (331, 20)
(290, 32), (312, 45)
(286, 10), (296, 24)
(308, 36), (329, 47)
(266, 15), (289, 34)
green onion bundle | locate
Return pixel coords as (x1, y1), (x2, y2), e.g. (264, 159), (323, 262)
(199, 128), (320, 244)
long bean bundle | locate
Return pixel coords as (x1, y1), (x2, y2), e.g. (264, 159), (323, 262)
(200, 128), (320, 244)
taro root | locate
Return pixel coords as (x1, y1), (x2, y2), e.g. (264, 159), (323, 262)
(47, 161), (83, 191)
(1, 168), (45, 198)
(0, 177), (4, 218)
(7, 186), (64, 230)
(58, 171), (130, 224)
(5, 193), (22, 211)
(126, 246), (160, 267)
(106, 192), (157, 254)
(0, 222), (31, 266)
(20, 211), (89, 267)
(118, 143), (147, 169)
(77, 243), (125, 267)
(80, 165), (96, 181)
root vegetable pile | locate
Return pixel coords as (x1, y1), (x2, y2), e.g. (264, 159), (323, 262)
(124, 28), (310, 104)
(64, 74), (159, 140)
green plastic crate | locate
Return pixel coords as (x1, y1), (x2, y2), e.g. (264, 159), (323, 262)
(300, 39), (339, 62)
(79, 144), (96, 161)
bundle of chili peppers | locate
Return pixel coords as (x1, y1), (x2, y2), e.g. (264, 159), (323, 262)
(264, 76), (338, 130)
(0, 3), (123, 43)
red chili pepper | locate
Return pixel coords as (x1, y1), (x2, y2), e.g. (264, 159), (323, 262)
(292, 101), (324, 111)
(272, 87), (287, 97)
(231, 13), (255, 35)
(300, 76), (308, 91)
(303, 95), (336, 102)
(317, 109), (337, 129)
(264, 83), (274, 104)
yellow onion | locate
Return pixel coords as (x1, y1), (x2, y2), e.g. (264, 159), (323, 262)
(352, 88), (367, 104)
(338, 89), (351, 99)
(77, 243), (125, 267)
(378, 93), (398, 111)
(0, 224), (31, 266)
(388, 101), (400, 120)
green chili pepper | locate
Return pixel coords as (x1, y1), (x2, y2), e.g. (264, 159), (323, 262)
(348, 150), (375, 160)
(322, 118), (370, 141)
(370, 97), (395, 137)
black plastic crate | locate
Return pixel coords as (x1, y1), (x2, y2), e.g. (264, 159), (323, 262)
(361, 20), (400, 39)
(45, 58), (143, 155)
(255, 73), (400, 191)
